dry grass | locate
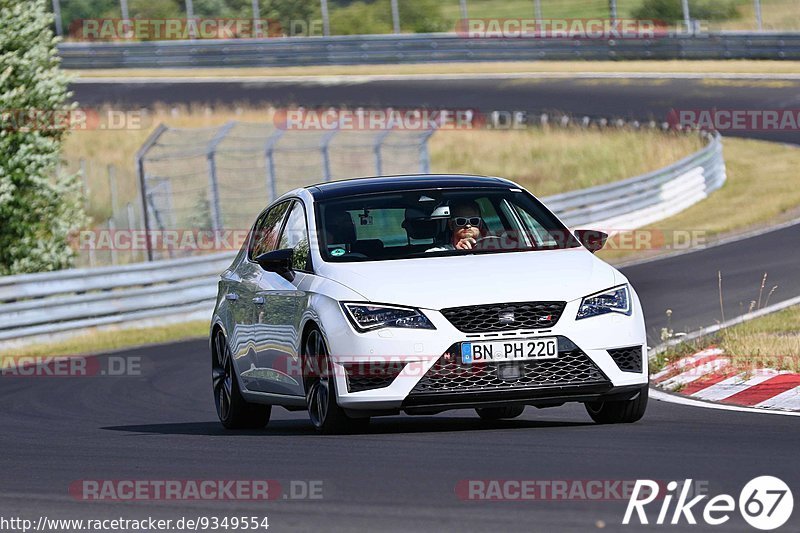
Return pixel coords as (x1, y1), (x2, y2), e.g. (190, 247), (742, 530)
(657, 306), (800, 373)
(0, 320), (209, 360)
(69, 60), (800, 79)
(429, 128), (703, 196)
(723, 305), (800, 370)
(598, 137), (800, 263)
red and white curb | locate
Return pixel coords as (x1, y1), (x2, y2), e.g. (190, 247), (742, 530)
(652, 348), (800, 412)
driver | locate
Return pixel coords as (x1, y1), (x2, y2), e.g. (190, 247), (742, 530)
(427, 200), (487, 251)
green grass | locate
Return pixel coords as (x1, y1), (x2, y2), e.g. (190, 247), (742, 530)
(0, 320), (209, 360)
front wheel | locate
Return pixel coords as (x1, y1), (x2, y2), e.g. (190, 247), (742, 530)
(304, 328), (369, 435)
(585, 385), (648, 424)
(212, 330), (271, 429)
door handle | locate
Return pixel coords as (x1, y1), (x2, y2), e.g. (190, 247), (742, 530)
(225, 293), (239, 301)
(252, 296), (265, 305)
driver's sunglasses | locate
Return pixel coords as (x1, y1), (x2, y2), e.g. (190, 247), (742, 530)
(453, 216), (482, 227)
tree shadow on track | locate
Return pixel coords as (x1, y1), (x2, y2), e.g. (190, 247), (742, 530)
(101, 417), (593, 437)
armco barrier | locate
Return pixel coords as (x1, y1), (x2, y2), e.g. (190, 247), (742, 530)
(0, 134), (725, 345)
(57, 32), (800, 69)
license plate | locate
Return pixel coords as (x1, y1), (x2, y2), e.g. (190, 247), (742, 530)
(461, 337), (558, 364)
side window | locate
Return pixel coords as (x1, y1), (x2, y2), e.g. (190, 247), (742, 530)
(507, 201), (556, 247)
(475, 197), (504, 234)
(278, 201), (312, 271)
(249, 201), (291, 259)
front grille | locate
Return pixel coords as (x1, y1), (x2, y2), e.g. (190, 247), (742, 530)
(411, 337), (608, 394)
(441, 301), (566, 332)
(342, 361), (406, 393)
(607, 346), (643, 373)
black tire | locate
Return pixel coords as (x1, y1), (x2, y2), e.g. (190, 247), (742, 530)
(212, 329), (271, 429)
(476, 405), (525, 420)
(303, 327), (369, 435)
(585, 385), (648, 424)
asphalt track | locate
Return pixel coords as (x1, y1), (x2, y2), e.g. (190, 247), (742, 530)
(2, 76), (797, 531)
(72, 76), (800, 144)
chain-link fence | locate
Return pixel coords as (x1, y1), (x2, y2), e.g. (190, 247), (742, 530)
(136, 121), (434, 260)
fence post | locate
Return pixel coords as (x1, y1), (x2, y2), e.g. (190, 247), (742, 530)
(459, 0), (468, 20)
(206, 122), (237, 235)
(320, 130), (338, 182)
(419, 129), (436, 174)
(390, 0), (400, 34)
(264, 129), (285, 201)
(185, 0), (196, 39)
(135, 123), (168, 262)
(51, 0), (63, 36)
(681, 0), (691, 33)
(534, 0), (542, 20)
(107, 164), (118, 223)
(108, 218), (118, 265)
(126, 202), (137, 263)
(320, 0), (330, 36)
(754, 0), (763, 31)
(608, 0), (617, 22)
(251, 0), (262, 37)
(373, 130), (392, 176)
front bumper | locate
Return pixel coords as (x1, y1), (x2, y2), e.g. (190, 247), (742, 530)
(322, 296), (648, 412)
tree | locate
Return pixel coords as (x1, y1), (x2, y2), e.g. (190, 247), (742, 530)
(0, 0), (86, 274)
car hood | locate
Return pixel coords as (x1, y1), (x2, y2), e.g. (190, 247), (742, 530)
(315, 248), (620, 310)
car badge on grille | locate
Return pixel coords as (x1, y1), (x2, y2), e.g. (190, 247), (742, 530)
(498, 311), (515, 324)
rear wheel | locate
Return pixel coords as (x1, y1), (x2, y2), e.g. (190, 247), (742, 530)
(212, 329), (271, 429)
(585, 385), (648, 424)
(304, 328), (369, 435)
(476, 405), (525, 420)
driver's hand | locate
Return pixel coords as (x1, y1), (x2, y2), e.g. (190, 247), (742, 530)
(456, 237), (476, 249)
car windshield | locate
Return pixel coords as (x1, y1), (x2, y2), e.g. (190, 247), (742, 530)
(316, 187), (580, 262)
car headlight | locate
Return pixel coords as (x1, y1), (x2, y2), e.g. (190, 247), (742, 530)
(342, 303), (436, 331)
(576, 285), (632, 320)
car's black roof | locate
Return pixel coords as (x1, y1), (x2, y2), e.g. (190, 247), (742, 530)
(306, 174), (516, 200)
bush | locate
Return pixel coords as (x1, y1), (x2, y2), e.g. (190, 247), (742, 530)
(633, 0), (740, 23)
(0, 0), (86, 274)
(330, 0), (446, 35)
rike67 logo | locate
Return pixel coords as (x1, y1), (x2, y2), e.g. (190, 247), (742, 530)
(624, 477), (794, 530)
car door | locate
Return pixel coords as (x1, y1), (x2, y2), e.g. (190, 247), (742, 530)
(252, 200), (312, 397)
(236, 200), (291, 393)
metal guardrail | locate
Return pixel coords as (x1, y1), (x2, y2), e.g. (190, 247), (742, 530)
(0, 133), (725, 346)
(547, 132), (725, 229)
(0, 254), (231, 343)
(58, 32), (800, 68)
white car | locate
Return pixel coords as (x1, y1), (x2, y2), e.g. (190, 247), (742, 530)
(210, 175), (648, 433)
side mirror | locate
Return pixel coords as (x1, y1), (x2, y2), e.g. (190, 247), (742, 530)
(255, 248), (295, 280)
(574, 229), (608, 254)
